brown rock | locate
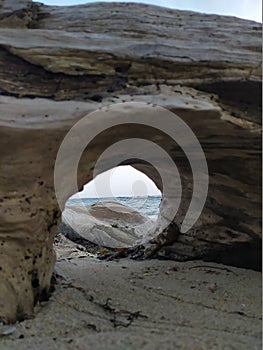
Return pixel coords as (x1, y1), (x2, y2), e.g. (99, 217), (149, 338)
(0, 0), (261, 323)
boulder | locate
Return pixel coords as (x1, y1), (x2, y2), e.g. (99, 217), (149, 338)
(60, 201), (154, 248)
(0, 0), (261, 323)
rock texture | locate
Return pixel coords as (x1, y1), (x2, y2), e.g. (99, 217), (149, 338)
(61, 201), (154, 248)
(1, 258), (262, 349)
(0, 0), (261, 323)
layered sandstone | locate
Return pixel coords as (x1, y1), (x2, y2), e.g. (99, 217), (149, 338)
(0, 0), (261, 323)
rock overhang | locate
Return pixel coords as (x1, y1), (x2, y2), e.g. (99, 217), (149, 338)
(0, 0), (261, 323)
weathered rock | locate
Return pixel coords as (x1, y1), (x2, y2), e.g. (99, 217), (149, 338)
(1, 258), (262, 349)
(0, 0), (261, 323)
(61, 201), (154, 248)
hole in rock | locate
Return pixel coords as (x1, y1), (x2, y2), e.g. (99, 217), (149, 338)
(56, 166), (162, 256)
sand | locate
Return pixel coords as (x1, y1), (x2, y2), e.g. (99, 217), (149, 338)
(0, 237), (261, 350)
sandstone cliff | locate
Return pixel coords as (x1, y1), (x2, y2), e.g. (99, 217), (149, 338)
(0, 0), (261, 323)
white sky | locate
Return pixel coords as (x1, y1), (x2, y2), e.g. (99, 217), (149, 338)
(44, 0), (261, 198)
(74, 166), (161, 197)
(41, 0), (262, 22)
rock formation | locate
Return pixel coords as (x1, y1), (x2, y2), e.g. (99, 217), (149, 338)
(61, 201), (154, 248)
(0, 0), (261, 323)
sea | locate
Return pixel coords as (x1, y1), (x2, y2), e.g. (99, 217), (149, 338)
(66, 195), (162, 221)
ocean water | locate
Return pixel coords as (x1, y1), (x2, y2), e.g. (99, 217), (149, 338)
(66, 195), (162, 220)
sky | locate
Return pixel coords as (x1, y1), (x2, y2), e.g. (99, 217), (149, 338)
(46, 0), (260, 198)
(41, 0), (262, 22)
(74, 166), (161, 198)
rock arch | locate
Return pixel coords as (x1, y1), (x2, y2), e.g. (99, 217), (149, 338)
(0, 0), (261, 323)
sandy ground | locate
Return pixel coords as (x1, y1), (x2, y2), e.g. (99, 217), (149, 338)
(0, 237), (261, 350)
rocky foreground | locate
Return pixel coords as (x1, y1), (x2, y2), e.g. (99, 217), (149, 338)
(1, 234), (261, 349)
(0, 242), (261, 349)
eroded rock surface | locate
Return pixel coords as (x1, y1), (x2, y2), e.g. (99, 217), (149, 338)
(1, 258), (262, 349)
(0, 0), (261, 323)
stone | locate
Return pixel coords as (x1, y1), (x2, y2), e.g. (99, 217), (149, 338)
(0, 0), (261, 323)
(61, 201), (154, 248)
